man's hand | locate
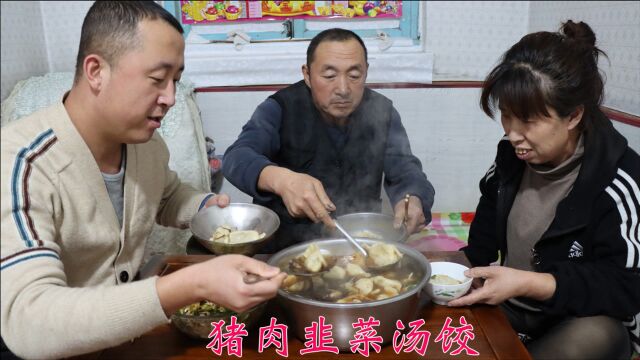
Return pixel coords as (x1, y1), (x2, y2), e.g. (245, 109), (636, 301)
(156, 255), (287, 316)
(447, 266), (556, 307)
(204, 193), (230, 208)
(393, 195), (425, 234)
(192, 255), (287, 312)
(258, 166), (335, 227)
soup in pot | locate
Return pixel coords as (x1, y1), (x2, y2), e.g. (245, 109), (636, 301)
(279, 242), (422, 303)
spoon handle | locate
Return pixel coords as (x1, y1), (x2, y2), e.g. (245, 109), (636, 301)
(334, 219), (368, 257)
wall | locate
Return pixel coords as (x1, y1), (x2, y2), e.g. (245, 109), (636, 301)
(426, 1), (529, 80)
(529, 1), (640, 116)
(40, 1), (93, 72)
(0, 1), (48, 101)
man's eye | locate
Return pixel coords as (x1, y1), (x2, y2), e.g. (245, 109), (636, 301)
(150, 77), (163, 83)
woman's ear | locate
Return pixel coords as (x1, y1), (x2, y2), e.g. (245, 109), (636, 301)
(567, 105), (584, 131)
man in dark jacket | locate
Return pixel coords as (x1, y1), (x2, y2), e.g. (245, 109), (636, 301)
(223, 28), (435, 252)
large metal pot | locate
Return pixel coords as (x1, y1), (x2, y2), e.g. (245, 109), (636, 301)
(267, 238), (431, 351)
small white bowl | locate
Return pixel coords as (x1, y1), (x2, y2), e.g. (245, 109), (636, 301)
(426, 262), (473, 305)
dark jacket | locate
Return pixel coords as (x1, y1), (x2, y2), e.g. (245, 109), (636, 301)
(265, 80), (390, 218)
(463, 112), (640, 322)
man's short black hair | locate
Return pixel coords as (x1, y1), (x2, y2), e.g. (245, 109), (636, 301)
(306, 28), (368, 68)
(74, 1), (183, 83)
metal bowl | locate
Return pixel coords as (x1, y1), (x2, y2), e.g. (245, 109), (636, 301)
(171, 302), (267, 340)
(267, 238), (431, 351)
(330, 212), (408, 242)
(190, 203), (280, 256)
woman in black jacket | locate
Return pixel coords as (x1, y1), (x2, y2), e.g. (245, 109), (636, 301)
(451, 20), (640, 359)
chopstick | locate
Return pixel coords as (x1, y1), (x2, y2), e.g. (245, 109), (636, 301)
(403, 194), (410, 226)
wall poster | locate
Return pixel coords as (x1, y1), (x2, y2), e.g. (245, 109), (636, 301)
(180, 1), (403, 24)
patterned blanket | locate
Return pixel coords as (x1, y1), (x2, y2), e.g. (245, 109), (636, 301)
(407, 212), (474, 252)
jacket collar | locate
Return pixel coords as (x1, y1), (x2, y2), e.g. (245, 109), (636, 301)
(546, 113), (627, 236)
(497, 111), (628, 238)
(49, 102), (128, 235)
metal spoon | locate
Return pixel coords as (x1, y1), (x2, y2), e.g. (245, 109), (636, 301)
(333, 219), (368, 257)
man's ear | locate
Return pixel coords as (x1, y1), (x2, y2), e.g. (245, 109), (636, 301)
(567, 105), (584, 131)
(83, 54), (108, 92)
(302, 64), (311, 87)
(363, 62), (369, 82)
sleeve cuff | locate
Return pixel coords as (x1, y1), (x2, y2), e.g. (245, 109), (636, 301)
(198, 193), (215, 210)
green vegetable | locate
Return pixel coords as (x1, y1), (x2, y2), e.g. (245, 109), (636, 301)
(178, 300), (233, 316)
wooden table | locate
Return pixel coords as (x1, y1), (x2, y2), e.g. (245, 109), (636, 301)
(83, 252), (531, 359)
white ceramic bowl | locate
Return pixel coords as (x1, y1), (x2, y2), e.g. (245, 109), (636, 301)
(426, 262), (472, 305)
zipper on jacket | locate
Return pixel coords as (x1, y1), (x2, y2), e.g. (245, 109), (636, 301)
(496, 183), (508, 265)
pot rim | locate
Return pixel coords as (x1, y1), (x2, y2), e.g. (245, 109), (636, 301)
(269, 238), (431, 308)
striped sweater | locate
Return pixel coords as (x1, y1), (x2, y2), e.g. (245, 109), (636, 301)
(1, 103), (209, 359)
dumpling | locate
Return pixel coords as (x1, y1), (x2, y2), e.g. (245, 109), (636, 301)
(429, 274), (463, 285)
(228, 230), (265, 244)
(345, 263), (370, 277)
(371, 276), (402, 292)
(323, 265), (347, 281)
(302, 243), (327, 273)
(354, 278), (374, 295)
(282, 275), (309, 292)
(366, 243), (403, 267)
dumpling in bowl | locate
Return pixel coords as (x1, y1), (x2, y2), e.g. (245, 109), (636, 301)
(429, 274), (463, 285)
(211, 225), (265, 244)
(229, 230), (265, 244)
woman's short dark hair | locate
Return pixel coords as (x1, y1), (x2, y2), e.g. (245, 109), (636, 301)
(306, 28), (368, 68)
(74, 1), (183, 83)
(480, 20), (608, 130)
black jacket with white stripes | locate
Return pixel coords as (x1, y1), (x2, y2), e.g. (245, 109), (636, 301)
(462, 110), (640, 321)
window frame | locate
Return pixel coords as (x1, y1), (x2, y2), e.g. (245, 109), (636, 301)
(163, 1), (419, 42)
(162, 1), (432, 87)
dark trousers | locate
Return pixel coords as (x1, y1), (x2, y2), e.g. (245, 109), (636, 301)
(501, 301), (631, 360)
(1, 336), (21, 360)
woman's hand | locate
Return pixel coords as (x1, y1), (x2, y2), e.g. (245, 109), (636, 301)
(447, 266), (556, 307)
